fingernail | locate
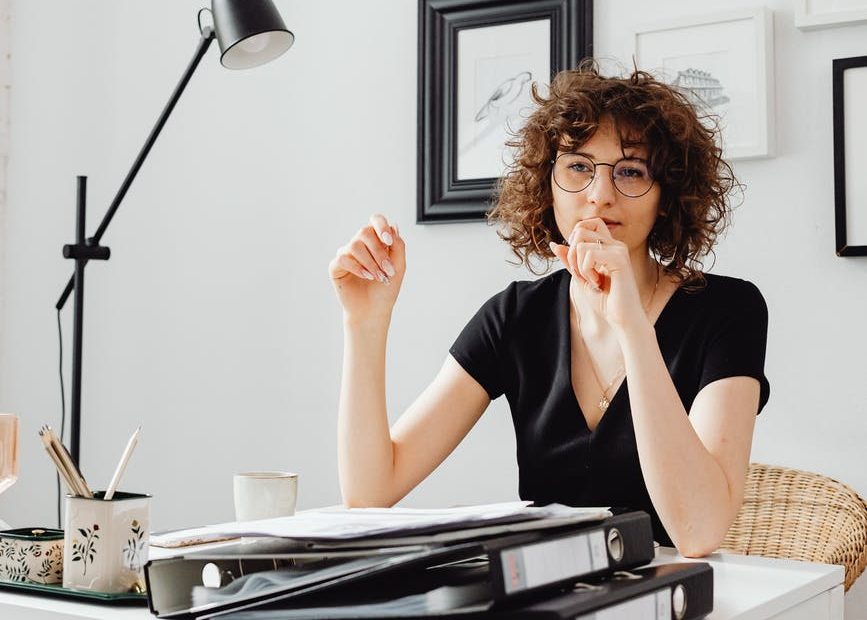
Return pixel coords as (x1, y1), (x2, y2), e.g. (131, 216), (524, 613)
(548, 241), (557, 252)
(361, 270), (375, 281)
(382, 259), (396, 277)
(381, 231), (394, 246)
(378, 271), (390, 284)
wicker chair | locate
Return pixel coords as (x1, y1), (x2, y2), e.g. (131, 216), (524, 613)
(719, 462), (867, 591)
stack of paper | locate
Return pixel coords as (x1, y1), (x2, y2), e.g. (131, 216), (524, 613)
(150, 502), (612, 549)
(144, 504), (714, 619)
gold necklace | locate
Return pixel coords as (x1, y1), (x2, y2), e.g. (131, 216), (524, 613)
(581, 263), (660, 414)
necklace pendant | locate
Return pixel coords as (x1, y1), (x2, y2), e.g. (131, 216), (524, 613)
(598, 395), (610, 413)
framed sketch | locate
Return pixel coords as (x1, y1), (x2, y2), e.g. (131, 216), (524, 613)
(796, 0), (867, 30)
(833, 56), (867, 256)
(634, 8), (775, 161)
(418, 0), (593, 223)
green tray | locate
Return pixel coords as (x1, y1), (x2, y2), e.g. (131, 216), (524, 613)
(0, 578), (148, 604)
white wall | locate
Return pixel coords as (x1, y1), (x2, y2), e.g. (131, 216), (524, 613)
(0, 0), (521, 532)
(0, 0), (10, 369)
(2, 0), (867, 597)
(595, 4), (867, 472)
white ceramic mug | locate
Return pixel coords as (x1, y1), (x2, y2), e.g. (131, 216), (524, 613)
(233, 472), (298, 521)
(63, 491), (150, 593)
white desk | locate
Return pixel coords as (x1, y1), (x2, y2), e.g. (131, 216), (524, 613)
(0, 546), (844, 619)
(652, 548), (844, 619)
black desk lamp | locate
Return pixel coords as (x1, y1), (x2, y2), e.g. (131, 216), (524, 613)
(55, 0), (294, 466)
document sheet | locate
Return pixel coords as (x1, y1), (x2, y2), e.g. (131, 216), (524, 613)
(151, 502), (611, 548)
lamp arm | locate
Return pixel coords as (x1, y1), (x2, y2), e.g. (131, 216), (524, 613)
(57, 26), (216, 467)
(56, 27), (216, 311)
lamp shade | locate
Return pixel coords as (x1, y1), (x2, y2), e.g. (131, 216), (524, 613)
(212, 0), (294, 70)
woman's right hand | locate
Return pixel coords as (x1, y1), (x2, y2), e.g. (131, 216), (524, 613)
(329, 214), (406, 322)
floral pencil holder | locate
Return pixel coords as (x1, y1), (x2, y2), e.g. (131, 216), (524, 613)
(0, 528), (64, 584)
(63, 491), (150, 593)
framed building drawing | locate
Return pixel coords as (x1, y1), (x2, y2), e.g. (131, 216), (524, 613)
(417, 0), (593, 223)
(833, 55), (867, 256)
(795, 0), (867, 30)
(634, 8), (775, 161)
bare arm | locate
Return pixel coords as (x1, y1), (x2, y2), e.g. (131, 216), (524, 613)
(338, 344), (490, 506)
(331, 215), (490, 507)
(552, 218), (760, 557)
(620, 321), (758, 557)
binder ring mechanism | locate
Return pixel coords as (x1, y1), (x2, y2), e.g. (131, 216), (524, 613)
(606, 527), (624, 562)
(202, 563), (236, 588)
(673, 583), (688, 620)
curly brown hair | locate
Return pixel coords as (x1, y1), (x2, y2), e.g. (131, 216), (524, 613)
(488, 61), (741, 286)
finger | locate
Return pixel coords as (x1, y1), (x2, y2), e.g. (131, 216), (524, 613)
(568, 223), (607, 253)
(577, 217), (614, 240)
(568, 239), (594, 288)
(359, 228), (397, 278)
(369, 214), (394, 246)
(348, 238), (390, 283)
(551, 241), (589, 286)
(567, 236), (581, 276)
(389, 225), (407, 273)
(568, 229), (589, 268)
(571, 226), (607, 245)
(330, 253), (375, 282)
(584, 246), (625, 287)
(577, 244), (605, 289)
(576, 217), (607, 234)
(549, 242), (570, 272)
(566, 221), (591, 247)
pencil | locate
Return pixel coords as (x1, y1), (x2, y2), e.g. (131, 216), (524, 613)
(104, 426), (141, 501)
(38, 427), (81, 496)
(42, 425), (93, 498)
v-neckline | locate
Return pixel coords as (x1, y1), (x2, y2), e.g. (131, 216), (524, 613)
(559, 269), (681, 434)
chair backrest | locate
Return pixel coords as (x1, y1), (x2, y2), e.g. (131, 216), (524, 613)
(720, 462), (867, 591)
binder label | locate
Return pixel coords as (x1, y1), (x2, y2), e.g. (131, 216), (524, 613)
(575, 588), (672, 620)
(501, 530), (606, 594)
(502, 547), (527, 593)
(587, 530), (608, 570)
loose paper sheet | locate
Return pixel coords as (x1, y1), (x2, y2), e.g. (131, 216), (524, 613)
(151, 502), (611, 548)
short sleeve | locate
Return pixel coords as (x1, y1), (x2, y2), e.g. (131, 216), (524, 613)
(698, 280), (771, 414)
(448, 284), (516, 401)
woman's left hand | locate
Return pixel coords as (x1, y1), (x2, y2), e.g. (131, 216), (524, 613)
(549, 218), (648, 332)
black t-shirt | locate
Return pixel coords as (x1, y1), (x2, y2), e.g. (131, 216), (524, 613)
(449, 269), (770, 546)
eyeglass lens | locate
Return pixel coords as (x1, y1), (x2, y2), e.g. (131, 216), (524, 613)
(553, 153), (653, 197)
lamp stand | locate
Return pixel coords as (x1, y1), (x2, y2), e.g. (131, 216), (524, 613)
(57, 27), (216, 466)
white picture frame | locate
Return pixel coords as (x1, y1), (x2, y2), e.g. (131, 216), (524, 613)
(795, 0), (867, 31)
(634, 8), (775, 161)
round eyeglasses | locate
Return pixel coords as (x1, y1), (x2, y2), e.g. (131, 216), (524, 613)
(551, 153), (655, 198)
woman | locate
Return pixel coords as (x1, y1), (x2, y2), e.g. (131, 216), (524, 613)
(328, 65), (769, 557)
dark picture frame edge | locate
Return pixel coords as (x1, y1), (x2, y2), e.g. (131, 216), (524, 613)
(417, 0), (593, 224)
(832, 55), (867, 256)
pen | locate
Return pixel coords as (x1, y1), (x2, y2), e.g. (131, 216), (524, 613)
(104, 426), (140, 501)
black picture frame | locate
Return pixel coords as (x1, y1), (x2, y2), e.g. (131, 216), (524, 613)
(833, 55), (867, 256)
(417, 0), (593, 223)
